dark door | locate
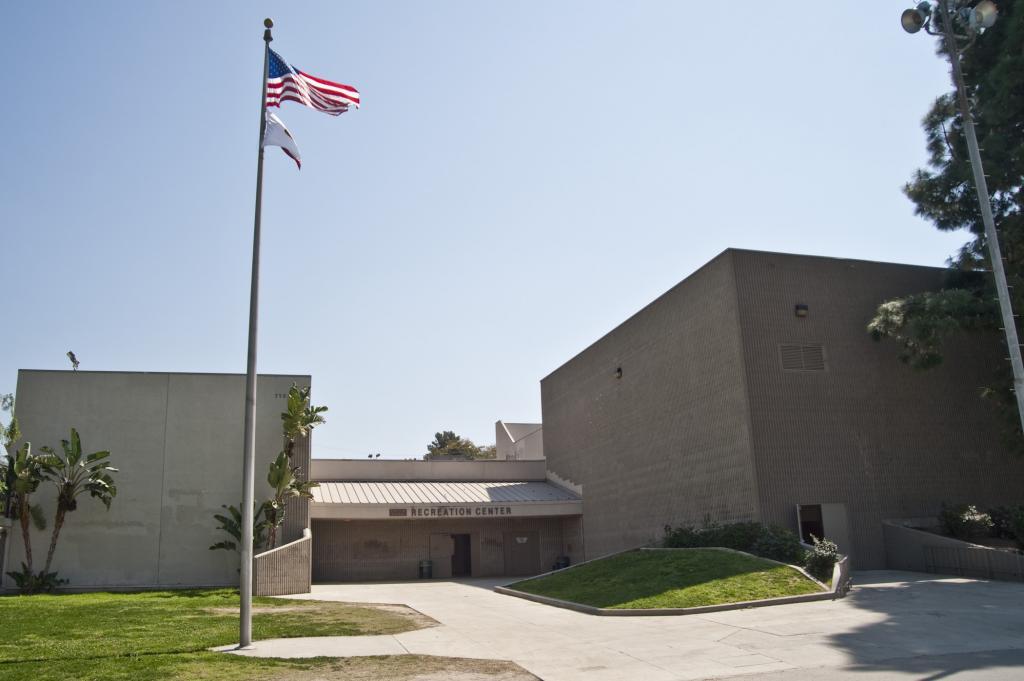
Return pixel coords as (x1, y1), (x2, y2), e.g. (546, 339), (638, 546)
(451, 534), (472, 577)
(797, 504), (825, 543)
(503, 531), (541, 575)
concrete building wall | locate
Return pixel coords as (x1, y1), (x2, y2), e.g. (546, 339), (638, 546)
(730, 250), (1024, 568)
(311, 458), (547, 482)
(496, 422), (544, 460)
(311, 516), (578, 581)
(2, 370), (311, 589)
(541, 253), (760, 559)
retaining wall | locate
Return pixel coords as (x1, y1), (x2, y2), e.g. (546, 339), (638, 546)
(254, 528), (312, 596)
(883, 520), (1024, 581)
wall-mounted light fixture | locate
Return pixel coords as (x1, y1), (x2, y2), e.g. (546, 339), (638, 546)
(795, 304), (809, 318)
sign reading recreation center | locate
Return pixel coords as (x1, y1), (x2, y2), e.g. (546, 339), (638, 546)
(389, 506), (515, 518)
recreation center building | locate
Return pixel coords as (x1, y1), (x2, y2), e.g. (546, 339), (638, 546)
(3, 249), (1023, 593)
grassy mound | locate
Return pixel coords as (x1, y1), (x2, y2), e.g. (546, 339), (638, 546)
(511, 548), (824, 609)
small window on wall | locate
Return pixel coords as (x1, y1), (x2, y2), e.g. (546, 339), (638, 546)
(797, 504), (824, 544)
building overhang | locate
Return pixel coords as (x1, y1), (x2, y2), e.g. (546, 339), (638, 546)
(310, 480), (582, 521)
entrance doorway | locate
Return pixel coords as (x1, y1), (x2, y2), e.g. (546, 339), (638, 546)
(503, 530), (541, 575)
(798, 504), (825, 543)
(796, 503), (851, 555)
(451, 534), (472, 577)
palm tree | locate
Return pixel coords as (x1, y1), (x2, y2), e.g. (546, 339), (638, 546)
(1, 393), (20, 517)
(211, 385), (326, 553)
(281, 384), (327, 459)
(39, 429), (117, 573)
(210, 501), (273, 553)
(10, 442), (45, 573)
(264, 451), (317, 549)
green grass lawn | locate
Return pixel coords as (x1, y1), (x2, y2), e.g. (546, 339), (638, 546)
(0, 589), (533, 681)
(511, 548), (824, 609)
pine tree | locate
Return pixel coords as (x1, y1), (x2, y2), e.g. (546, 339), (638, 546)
(870, 0), (1024, 447)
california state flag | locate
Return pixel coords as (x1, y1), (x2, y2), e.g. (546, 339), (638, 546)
(263, 111), (302, 169)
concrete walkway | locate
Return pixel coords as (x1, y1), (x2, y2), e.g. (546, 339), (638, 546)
(223, 571), (1024, 680)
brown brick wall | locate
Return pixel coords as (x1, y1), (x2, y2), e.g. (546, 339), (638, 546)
(254, 531), (311, 596)
(731, 250), (1024, 568)
(541, 249), (1024, 571)
(541, 253), (760, 559)
(311, 517), (578, 581)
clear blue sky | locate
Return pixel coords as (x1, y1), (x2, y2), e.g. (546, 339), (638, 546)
(2, 1), (967, 459)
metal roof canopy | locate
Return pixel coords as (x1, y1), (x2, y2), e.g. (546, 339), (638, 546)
(311, 480), (582, 520)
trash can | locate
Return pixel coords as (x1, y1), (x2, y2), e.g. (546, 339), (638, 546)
(418, 560), (433, 579)
(555, 556), (571, 570)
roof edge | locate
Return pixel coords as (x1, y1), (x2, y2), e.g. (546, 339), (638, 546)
(17, 369), (312, 379)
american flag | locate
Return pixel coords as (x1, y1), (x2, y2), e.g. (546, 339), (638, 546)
(266, 49), (360, 116)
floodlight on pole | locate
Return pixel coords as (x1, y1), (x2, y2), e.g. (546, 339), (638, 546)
(898, 1), (1024, 436)
(971, 1), (998, 29)
(901, 5), (928, 33)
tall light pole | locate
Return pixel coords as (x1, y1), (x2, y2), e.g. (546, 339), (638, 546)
(900, 1), (1024, 435)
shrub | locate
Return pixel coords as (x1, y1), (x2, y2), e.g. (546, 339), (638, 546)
(665, 521), (764, 551)
(710, 521), (765, 552)
(940, 503), (994, 540)
(663, 521), (806, 565)
(988, 506), (1016, 539)
(750, 524), (806, 565)
(662, 524), (702, 548)
(804, 535), (839, 582)
(5, 562), (66, 594)
(1010, 508), (1024, 548)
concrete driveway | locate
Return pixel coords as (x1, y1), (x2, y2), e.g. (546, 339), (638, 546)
(233, 571), (1024, 680)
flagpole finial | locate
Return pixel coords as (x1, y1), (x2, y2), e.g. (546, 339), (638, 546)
(263, 18), (273, 42)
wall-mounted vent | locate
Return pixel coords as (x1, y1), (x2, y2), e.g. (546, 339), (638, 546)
(779, 344), (826, 372)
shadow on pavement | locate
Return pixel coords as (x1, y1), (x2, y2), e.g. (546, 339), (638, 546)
(825, 571), (1024, 679)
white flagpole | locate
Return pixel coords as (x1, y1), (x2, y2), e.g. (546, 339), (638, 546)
(239, 17), (273, 650)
